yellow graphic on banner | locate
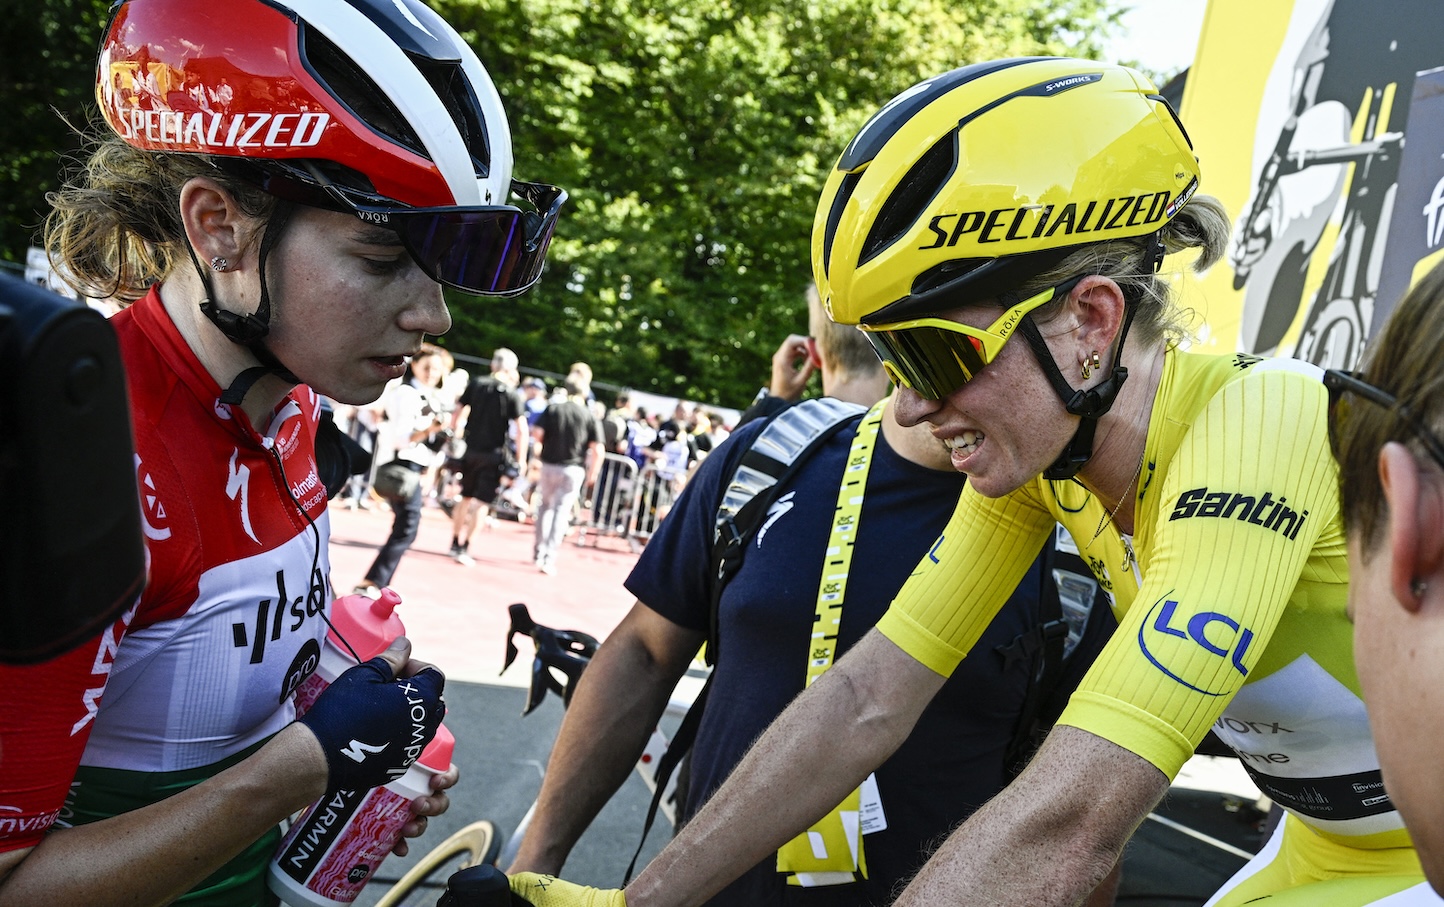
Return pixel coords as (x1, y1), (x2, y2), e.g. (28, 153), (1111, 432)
(1176, 0), (1444, 367)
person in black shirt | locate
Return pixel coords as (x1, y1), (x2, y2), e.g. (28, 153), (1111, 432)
(448, 348), (528, 565)
(533, 375), (604, 575)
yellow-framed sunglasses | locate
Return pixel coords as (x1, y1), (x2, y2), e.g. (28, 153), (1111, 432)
(859, 274), (1086, 399)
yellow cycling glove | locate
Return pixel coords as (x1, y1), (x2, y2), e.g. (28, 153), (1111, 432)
(509, 873), (628, 907)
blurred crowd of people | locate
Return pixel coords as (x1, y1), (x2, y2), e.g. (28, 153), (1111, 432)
(331, 345), (738, 589)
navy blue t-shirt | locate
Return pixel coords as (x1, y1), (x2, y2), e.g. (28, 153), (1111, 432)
(625, 411), (1113, 906)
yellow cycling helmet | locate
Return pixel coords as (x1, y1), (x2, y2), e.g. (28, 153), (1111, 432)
(812, 57), (1199, 328)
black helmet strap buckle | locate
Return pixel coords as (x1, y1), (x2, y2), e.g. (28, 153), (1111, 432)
(1017, 233), (1160, 480)
(189, 201), (302, 405)
(1018, 315), (1132, 480)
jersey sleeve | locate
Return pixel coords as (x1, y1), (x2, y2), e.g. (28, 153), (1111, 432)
(0, 613), (132, 852)
(1059, 367), (1339, 778)
(877, 482), (1057, 676)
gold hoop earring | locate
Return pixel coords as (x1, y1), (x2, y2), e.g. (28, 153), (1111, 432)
(1081, 350), (1101, 381)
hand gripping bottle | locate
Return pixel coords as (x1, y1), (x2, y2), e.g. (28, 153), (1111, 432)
(268, 723), (456, 906)
(293, 588), (405, 717)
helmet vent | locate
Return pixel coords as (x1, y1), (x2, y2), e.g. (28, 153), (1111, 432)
(302, 25), (427, 159)
(413, 58), (492, 178)
(821, 170), (861, 280)
(859, 132), (955, 266)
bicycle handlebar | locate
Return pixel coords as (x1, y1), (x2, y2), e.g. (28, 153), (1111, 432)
(502, 603), (600, 716)
(437, 864), (530, 906)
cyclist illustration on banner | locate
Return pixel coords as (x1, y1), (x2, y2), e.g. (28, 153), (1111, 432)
(1228, 0), (1444, 368)
(1372, 66), (1444, 333)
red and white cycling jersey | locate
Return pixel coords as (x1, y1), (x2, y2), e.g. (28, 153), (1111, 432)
(0, 288), (331, 852)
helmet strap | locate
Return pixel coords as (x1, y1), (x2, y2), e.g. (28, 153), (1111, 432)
(1020, 232), (1162, 479)
(189, 201), (303, 406)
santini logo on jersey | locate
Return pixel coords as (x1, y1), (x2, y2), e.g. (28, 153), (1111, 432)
(112, 108), (330, 150)
(919, 192), (1175, 250)
(1168, 488), (1309, 541)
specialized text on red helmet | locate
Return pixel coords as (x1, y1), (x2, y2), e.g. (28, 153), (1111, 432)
(110, 108), (331, 151)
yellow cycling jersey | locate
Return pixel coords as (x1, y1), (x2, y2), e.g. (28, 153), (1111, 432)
(880, 349), (1402, 844)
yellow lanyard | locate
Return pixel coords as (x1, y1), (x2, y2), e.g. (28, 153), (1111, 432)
(804, 398), (885, 686)
(778, 398), (886, 886)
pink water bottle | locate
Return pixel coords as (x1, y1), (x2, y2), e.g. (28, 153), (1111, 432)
(267, 723), (456, 906)
(294, 588), (406, 717)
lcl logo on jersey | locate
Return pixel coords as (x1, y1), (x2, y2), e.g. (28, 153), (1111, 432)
(1138, 595), (1256, 696)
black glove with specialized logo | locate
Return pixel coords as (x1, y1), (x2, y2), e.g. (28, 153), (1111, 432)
(296, 657), (446, 791)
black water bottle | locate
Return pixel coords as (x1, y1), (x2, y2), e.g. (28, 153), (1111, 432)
(436, 865), (528, 906)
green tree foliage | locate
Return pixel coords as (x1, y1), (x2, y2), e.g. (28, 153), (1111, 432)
(439, 0), (1121, 405)
(0, 0), (113, 267)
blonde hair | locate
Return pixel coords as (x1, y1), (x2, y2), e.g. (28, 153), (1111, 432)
(44, 133), (274, 302)
(1017, 194), (1232, 348)
(806, 283), (881, 380)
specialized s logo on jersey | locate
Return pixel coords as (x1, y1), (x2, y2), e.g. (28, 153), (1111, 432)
(340, 739), (389, 763)
(71, 600), (140, 735)
(756, 492), (796, 547)
(227, 448), (260, 544)
(1138, 595), (1256, 696)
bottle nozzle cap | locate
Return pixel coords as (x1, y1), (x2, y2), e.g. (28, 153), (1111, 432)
(418, 722), (455, 772)
(370, 587), (401, 620)
(329, 588), (407, 662)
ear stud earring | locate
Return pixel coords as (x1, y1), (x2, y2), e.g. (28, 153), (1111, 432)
(210, 256), (231, 272)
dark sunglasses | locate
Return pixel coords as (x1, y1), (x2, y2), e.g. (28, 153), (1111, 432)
(224, 160), (567, 297)
(858, 275), (1085, 399)
(1323, 368), (1444, 471)
(344, 179), (566, 298)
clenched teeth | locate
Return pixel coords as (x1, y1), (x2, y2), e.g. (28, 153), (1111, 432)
(944, 431), (983, 456)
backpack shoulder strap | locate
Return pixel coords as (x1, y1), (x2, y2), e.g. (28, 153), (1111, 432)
(623, 396), (865, 884)
(706, 397), (866, 665)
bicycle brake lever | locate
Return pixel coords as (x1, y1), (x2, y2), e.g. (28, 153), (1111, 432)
(437, 863), (517, 906)
(502, 603), (536, 673)
(523, 658), (550, 716)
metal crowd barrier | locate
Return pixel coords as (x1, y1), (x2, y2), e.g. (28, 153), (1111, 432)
(574, 453), (639, 549)
(574, 453), (687, 551)
(625, 461), (684, 548)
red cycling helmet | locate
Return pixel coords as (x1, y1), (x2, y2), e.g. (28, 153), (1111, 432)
(97, 0), (565, 298)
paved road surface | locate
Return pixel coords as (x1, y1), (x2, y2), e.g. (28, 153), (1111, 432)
(328, 499), (671, 903)
(324, 498), (1260, 906)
